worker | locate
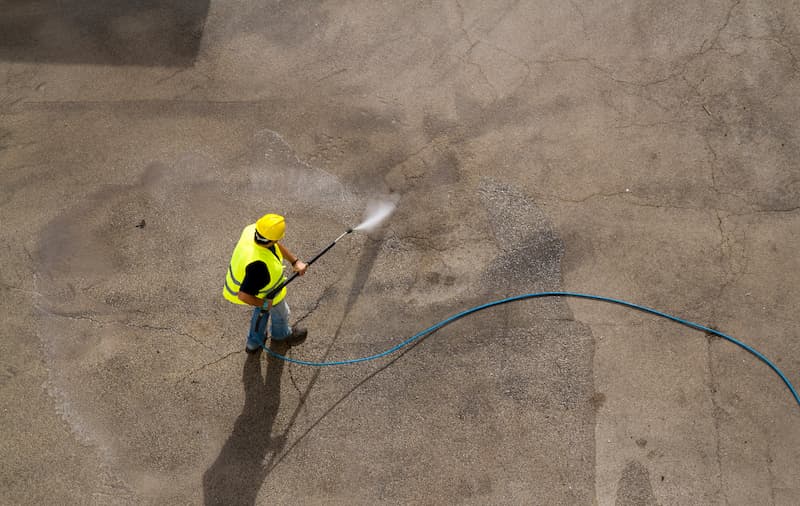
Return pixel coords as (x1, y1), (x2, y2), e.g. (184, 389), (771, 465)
(223, 213), (308, 353)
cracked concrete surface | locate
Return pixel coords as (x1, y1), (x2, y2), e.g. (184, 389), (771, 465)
(1, 0), (799, 504)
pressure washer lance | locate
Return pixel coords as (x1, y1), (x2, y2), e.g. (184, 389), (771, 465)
(256, 228), (354, 327)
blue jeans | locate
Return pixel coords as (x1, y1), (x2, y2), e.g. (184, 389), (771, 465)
(246, 300), (292, 350)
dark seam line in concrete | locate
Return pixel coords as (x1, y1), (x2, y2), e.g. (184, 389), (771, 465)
(315, 68), (348, 83)
(706, 337), (726, 504)
(766, 438), (777, 505)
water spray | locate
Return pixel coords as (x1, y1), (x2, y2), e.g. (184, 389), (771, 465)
(262, 199), (397, 306)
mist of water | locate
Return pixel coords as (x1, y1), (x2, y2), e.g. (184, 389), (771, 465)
(353, 199), (397, 232)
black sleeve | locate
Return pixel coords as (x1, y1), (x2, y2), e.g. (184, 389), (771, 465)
(239, 261), (271, 297)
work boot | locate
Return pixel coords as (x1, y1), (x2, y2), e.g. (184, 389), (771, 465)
(285, 326), (308, 345)
(268, 339), (290, 356)
(244, 345), (262, 355)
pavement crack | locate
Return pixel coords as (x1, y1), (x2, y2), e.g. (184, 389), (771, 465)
(731, 206), (800, 216)
(453, 1), (500, 100)
(473, 59), (500, 101)
(176, 349), (242, 383)
(386, 136), (460, 183)
(569, 0), (589, 36)
(529, 56), (680, 89)
(293, 286), (336, 326)
(766, 438), (777, 505)
(714, 210), (739, 299)
(0, 97), (23, 112)
(736, 35), (799, 72)
(155, 68), (188, 85)
(706, 137), (720, 192)
(700, 134), (760, 208)
(29, 307), (217, 352)
(315, 68), (349, 83)
(454, 0), (474, 48)
(34, 309), (107, 326)
(613, 120), (681, 129)
(266, 339), (424, 476)
(525, 0), (742, 90)
(287, 363), (303, 397)
(706, 0), (742, 52)
(124, 322), (216, 351)
(0, 282), (42, 298)
(483, 42), (534, 95)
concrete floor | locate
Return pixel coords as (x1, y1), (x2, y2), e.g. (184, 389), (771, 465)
(1, 1), (799, 504)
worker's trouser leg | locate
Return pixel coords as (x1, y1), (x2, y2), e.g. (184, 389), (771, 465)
(267, 300), (292, 340)
(246, 300), (292, 349)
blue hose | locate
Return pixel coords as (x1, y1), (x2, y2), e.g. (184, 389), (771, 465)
(261, 291), (800, 408)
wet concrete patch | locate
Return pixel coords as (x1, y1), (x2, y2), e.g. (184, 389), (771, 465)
(29, 129), (368, 497)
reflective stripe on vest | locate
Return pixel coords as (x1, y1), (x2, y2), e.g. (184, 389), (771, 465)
(222, 224), (287, 305)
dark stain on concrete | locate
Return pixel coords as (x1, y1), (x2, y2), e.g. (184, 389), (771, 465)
(592, 392), (607, 411)
(615, 460), (659, 506)
(36, 189), (123, 281)
(0, 0), (209, 66)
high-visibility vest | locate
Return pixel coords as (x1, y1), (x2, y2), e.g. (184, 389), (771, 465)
(223, 224), (287, 305)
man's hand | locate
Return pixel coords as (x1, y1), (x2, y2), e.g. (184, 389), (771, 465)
(293, 260), (308, 275)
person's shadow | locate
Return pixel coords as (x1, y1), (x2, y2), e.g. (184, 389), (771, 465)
(202, 342), (288, 505)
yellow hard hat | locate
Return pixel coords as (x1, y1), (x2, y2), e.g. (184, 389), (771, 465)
(255, 213), (286, 242)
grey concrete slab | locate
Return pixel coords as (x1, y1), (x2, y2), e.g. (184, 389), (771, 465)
(1, 1), (799, 505)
